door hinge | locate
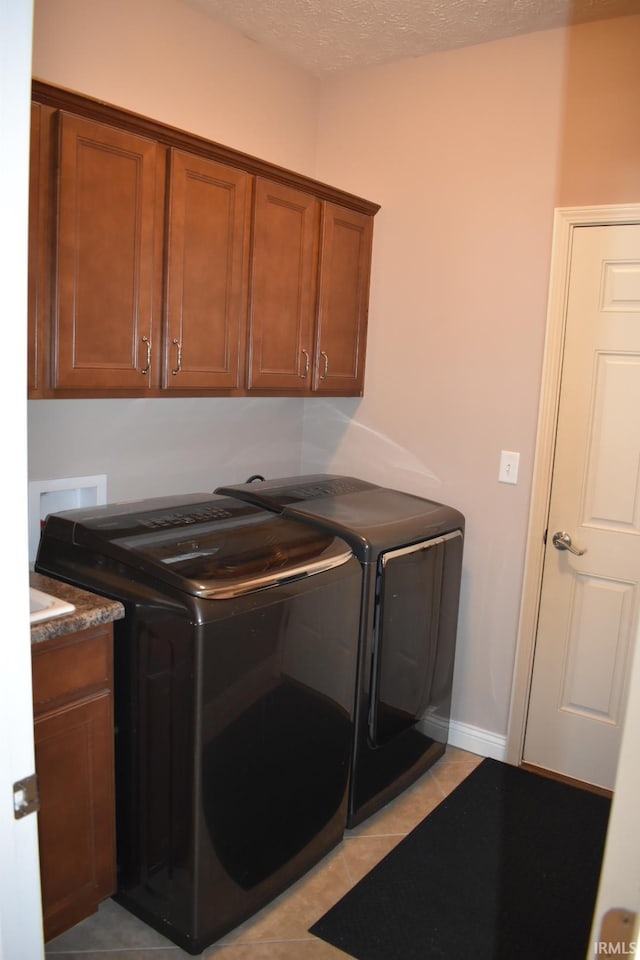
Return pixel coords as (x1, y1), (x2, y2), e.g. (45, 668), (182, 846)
(13, 774), (40, 820)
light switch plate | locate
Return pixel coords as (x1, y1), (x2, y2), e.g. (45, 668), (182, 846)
(499, 450), (520, 484)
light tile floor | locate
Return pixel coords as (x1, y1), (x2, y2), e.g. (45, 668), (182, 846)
(45, 748), (484, 960)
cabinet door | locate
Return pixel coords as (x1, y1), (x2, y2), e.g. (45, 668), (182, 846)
(248, 178), (320, 392)
(314, 203), (373, 395)
(164, 150), (250, 391)
(35, 692), (116, 941)
(28, 103), (46, 396)
(54, 113), (163, 391)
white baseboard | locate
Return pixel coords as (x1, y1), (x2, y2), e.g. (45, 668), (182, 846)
(447, 719), (508, 762)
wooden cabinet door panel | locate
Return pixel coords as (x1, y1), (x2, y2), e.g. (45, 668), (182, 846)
(35, 693), (116, 941)
(28, 102), (47, 396)
(54, 113), (162, 391)
(248, 178), (320, 392)
(164, 150), (250, 391)
(314, 204), (373, 395)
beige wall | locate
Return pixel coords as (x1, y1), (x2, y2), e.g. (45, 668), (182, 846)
(32, 0), (319, 171)
(557, 17), (640, 206)
(307, 16), (640, 738)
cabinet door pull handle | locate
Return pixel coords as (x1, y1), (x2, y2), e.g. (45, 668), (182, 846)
(172, 339), (182, 376)
(320, 350), (329, 381)
(300, 349), (310, 379)
(141, 336), (151, 375)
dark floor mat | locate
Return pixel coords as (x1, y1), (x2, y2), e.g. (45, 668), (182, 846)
(310, 759), (610, 960)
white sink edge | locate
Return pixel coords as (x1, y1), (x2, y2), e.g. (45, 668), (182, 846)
(29, 587), (76, 624)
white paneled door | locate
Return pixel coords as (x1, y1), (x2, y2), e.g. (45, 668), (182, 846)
(524, 223), (640, 790)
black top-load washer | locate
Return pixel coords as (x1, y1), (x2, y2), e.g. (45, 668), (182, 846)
(215, 475), (465, 827)
(35, 493), (362, 954)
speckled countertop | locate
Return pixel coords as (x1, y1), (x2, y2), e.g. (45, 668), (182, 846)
(30, 572), (124, 645)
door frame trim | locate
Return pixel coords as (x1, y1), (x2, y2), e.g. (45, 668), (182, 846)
(507, 202), (640, 765)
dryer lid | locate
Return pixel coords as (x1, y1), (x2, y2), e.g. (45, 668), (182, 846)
(38, 493), (353, 599)
(215, 476), (465, 561)
(217, 474), (376, 508)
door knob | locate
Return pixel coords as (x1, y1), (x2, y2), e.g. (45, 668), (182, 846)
(552, 530), (586, 556)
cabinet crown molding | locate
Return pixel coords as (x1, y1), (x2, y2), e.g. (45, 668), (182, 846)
(31, 79), (380, 217)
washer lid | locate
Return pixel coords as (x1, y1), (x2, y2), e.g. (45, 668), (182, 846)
(39, 493), (353, 599)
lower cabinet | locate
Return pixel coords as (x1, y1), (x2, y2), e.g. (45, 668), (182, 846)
(32, 624), (116, 942)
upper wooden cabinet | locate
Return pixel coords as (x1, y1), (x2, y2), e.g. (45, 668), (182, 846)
(248, 184), (373, 396)
(248, 179), (320, 392)
(164, 150), (251, 392)
(54, 113), (163, 392)
(315, 203), (373, 395)
(28, 82), (379, 399)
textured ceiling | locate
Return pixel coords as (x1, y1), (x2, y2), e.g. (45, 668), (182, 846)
(183, 0), (640, 74)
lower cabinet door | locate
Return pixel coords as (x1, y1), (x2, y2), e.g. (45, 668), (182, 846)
(35, 692), (116, 942)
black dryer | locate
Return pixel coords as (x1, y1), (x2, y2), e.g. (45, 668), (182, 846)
(215, 474), (465, 827)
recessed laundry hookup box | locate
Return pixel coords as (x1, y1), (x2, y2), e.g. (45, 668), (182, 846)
(28, 475), (107, 566)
